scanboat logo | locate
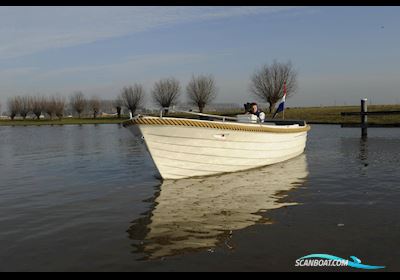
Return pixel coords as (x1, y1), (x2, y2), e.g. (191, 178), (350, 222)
(295, 254), (385, 270)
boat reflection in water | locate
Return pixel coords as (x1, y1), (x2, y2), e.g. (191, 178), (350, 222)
(127, 154), (309, 260)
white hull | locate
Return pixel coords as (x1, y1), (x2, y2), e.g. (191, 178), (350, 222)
(125, 116), (310, 180)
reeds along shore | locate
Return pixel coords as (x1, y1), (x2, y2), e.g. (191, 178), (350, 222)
(1, 105), (400, 126)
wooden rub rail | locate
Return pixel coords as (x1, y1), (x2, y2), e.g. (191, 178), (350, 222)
(123, 117), (310, 133)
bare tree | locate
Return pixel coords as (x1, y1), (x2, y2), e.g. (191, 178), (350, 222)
(186, 74), (217, 113)
(54, 96), (66, 120)
(120, 84), (145, 115)
(0, 101), (4, 117)
(89, 96), (101, 119)
(44, 96), (56, 120)
(19, 96), (31, 120)
(30, 96), (46, 120)
(70, 91), (87, 118)
(44, 96), (64, 120)
(152, 78), (181, 114)
(113, 97), (123, 118)
(249, 60), (298, 113)
(7, 97), (21, 120)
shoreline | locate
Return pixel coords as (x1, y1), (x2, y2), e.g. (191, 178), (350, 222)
(1, 105), (400, 127)
(0, 118), (125, 126)
(2, 120), (399, 127)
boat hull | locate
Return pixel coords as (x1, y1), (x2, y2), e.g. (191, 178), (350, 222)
(125, 117), (309, 180)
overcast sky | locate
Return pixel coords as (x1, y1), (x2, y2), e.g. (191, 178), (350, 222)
(1, 6), (400, 110)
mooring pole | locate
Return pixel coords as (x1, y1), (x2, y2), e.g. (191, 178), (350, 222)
(361, 98), (368, 138)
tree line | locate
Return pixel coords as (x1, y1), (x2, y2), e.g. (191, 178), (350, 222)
(115, 74), (218, 117)
(1, 61), (297, 120)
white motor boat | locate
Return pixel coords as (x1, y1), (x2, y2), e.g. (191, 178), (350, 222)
(123, 111), (310, 180)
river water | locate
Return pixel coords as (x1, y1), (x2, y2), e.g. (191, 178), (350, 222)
(0, 124), (399, 271)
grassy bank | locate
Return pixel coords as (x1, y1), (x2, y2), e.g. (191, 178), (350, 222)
(221, 104), (400, 125)
(284, 105), (400, 124)
(1, 105), (400, 126)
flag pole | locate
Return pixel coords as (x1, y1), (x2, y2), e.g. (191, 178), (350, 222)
(282, 81), (286, 120)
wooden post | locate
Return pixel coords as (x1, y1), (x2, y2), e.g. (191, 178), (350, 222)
(361, 98), (368, 138)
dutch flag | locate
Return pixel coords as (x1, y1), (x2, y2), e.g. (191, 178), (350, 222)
(273, 81), (287, 119)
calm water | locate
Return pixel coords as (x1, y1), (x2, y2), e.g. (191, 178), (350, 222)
(0, 124), (399, 271)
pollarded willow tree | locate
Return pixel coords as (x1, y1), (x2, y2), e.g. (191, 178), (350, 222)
(53, 96), (66, 120)
(152, 78), (181, 115)
(70, 91), (87, 118)
(113, 97), (123, 119)
(249, 60), (298, 113)
(8, 97), (22, 120)
(120, 84), (145, 115)
(186, 74), (217, 113)
(30, 96), (46, 119)
(19, 96), (31, 120)
(44, 96), (56, 120)
(89, 96), (101, 119)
